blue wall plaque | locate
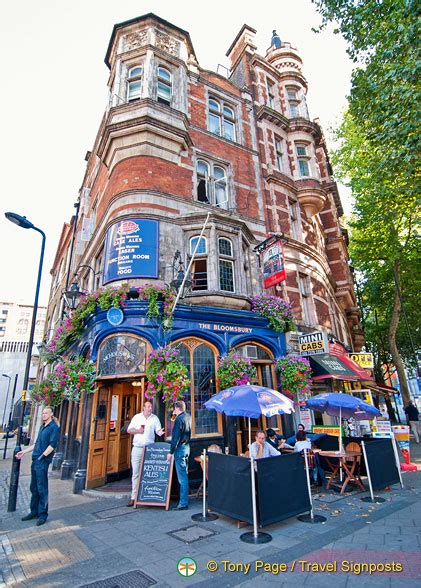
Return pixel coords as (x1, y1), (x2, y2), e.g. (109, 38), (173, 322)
(103, 218), (159, 284)
(107, 307), (124, 326)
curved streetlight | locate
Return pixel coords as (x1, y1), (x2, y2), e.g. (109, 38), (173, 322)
(4, 212), (46, 511)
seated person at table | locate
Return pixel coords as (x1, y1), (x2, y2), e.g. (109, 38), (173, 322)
(266, 429), (293, 452)
(250, 431), (282, 459)
(294, 430), (312, 452)
(207, 444), (222, 454)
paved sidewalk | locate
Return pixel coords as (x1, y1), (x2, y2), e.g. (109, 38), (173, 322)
(0, 441), (420, 587)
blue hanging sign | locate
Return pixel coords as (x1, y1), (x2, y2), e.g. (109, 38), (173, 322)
(103, 218), (159, 284)
(107, 307), (124, 326)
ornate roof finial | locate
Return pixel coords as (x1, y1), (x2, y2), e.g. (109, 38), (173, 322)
(271, 30), (282, 49)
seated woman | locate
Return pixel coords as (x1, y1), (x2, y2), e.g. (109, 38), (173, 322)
(293, 430), (312, 452)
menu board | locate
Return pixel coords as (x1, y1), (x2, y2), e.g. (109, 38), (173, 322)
(135, 442), (173, 509)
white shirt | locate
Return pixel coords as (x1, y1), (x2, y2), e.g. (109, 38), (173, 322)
(294, 440), (312, 452)
(250, 441), (280, 459)
(128, 412), (162, 447)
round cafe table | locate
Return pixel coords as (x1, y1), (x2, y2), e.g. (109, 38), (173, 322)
(319, 450), (365, 494)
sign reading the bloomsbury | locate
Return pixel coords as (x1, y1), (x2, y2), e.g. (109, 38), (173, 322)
(349, 353), (374, 369)
(298, 331), (329, 356)
(103, 219), (159, 284)
(262, 242), (286, 288)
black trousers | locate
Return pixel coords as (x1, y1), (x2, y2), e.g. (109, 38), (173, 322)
(30, 459), (50, 520)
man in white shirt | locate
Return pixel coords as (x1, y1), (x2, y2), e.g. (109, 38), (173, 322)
(126, 400), (164, 506)
(250, 430), (281, 459)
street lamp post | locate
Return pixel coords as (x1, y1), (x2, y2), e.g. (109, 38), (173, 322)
(3, 374), (18, 460)
(5, 212), (46, 512)
(2, 374), (11, 431)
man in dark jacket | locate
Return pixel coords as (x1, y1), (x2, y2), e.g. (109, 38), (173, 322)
(167, 400), (191, 510)
(17, 406), (60, 525)
(404, 401), (420, 443)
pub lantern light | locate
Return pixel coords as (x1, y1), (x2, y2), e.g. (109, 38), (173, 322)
(63, 282), (84, 311)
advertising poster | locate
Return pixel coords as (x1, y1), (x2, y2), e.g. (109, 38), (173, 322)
(103, 218), (159, 284)
(262, 241), (286, 288)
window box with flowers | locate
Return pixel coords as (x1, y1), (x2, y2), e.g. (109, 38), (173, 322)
(145, 345), (190, 407)
(217, 350), (257, 390)
(251, 295), (295, 333)
(275, 355), (312, 404)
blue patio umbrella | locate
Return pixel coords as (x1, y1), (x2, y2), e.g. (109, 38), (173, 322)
(306, 393), (380, 453)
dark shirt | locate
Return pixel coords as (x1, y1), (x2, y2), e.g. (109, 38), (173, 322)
(405, 405), (419, 422)
(170, 412), (191, 454)
(267, 436), (281, 451)
(32, 420), (60, 463)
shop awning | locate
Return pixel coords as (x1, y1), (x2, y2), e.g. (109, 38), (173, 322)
(338, 353), (373, 381)
(368, 382), (399, 397)
(309, 354), (360, 381)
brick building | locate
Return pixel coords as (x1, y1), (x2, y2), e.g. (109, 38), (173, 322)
(40, 14), (364, 492)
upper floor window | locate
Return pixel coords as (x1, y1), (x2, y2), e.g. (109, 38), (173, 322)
(157, 66), (172, 105)
(287, 87), (301, 117)
(288, 199), (301, 241)
(189, 236), (208, 291)
(127, 66), (142, 101)
(299, 274), (314, 325)
(274, 135), (284, 172)
(218, 238), (235, 292)
(267, 79), (276, 109)
(208, 98), (236, 141)
(190, 236), (207, 255)
(296, 144), (311, 177)
(196, 160), (228, 209)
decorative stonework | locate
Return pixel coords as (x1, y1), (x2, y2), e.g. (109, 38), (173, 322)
(155, 30), (180, 56)
(124, 30), (148, 51)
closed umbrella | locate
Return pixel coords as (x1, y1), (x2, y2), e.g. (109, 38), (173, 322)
(205, 384), (294, 543)
(306, 392), (380, 453)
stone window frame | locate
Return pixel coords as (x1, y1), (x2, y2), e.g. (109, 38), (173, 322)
(218, 236), (235, 293)
(274, 134), (285, 172)
(189, 235), (208, 292)
(126, 65), (143, 101)
(156, 65), (173, 106)
(207, 95), (237, 142)
(196, 158), (229, 209)
(295, 142), (312, 178)
(267, 77), (277, 109)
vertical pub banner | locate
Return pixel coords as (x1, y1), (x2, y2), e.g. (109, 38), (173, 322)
(103, 218), (159, 284)
(262, 241), (286, 289)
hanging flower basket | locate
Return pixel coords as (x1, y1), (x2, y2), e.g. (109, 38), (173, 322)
(251, 294), (295, 332)
(217, 350), (257, 390)
(31, 357), (97, 405)
(145, 345), (190, 406)
(276, 355), (312, 403)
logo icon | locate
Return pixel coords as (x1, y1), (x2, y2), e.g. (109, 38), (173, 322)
(177, 557), (197, 577)
(117, 220), (140, 235)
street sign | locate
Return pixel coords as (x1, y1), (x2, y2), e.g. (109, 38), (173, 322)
(298, 331), (329, 356)
(349, 353), (374, 369)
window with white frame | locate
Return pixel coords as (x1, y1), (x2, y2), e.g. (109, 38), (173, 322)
(208, 98), (236, 141)
(286, 87), (301, 117)
(157, 66), (172, 105)
(296, 144), (311, 177)
(298, 274), (314, 325)
(267, 79), (276, 109)
(196, 160), (228, 208)
(127, 66), (142, 101)
(288, 199), (301, 240)
(274, 135), (284, 172)
(218, 237), (235, 292)
(189, 236), (208, 291)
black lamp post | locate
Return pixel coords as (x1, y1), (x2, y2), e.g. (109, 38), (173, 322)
(170, 250), (192, 299)
(5, 212), (46, 512)
(2, 374), (11, 431)
(63, 281), (84, 311)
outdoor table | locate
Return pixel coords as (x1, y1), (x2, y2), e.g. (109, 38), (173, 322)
(319, 450), (365, 494)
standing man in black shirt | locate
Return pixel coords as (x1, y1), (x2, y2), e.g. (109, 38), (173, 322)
(167, 400), (191, 510)
(17, 406), (60, 525)
(404, 401), (420, 443)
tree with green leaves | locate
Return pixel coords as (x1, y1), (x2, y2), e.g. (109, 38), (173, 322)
(312, 0), (420, 406)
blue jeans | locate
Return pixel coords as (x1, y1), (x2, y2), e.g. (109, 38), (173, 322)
(30, 459), (50, 520)
(174, 445), (190, 507)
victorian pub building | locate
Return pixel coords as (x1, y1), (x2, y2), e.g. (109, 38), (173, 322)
(39, 14), (364, 492)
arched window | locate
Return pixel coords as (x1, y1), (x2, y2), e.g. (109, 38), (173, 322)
(127, 66), (142, 101)
(157, 66), (172, 105)
(196, 160), (228, 209)
(189, 236), (208, 291)
(218, 237), (235, 292)
(174, 339), (220, 436)
(208, 97), (236, 141)
(97, 335), (147, 377)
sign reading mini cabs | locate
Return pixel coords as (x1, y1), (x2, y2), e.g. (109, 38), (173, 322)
(103, 218), (159, 284)
(298, 331), (329, 357)
(349, 353), (374, 369)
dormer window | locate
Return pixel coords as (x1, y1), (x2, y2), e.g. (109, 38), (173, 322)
(208, 98), (236, 141)
(127, 66), (142, 101)
(157, 66), (172, 105)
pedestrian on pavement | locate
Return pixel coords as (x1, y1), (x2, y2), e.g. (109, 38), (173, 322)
(167, 400), (191, 510)
(17, 406), (60, 526)
(404, 401), (420, 443)
(126, 400), (164, 507)
(250, 430), (281, 459)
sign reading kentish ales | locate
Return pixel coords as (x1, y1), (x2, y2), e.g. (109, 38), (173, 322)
(135, 443), (174, 510)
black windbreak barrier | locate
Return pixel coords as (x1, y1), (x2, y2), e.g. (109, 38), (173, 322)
(363, 439), (400, 491)
(257, 452), (311, 526)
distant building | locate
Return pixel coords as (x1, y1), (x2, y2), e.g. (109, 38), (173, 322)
(0, 301), (46, 428)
